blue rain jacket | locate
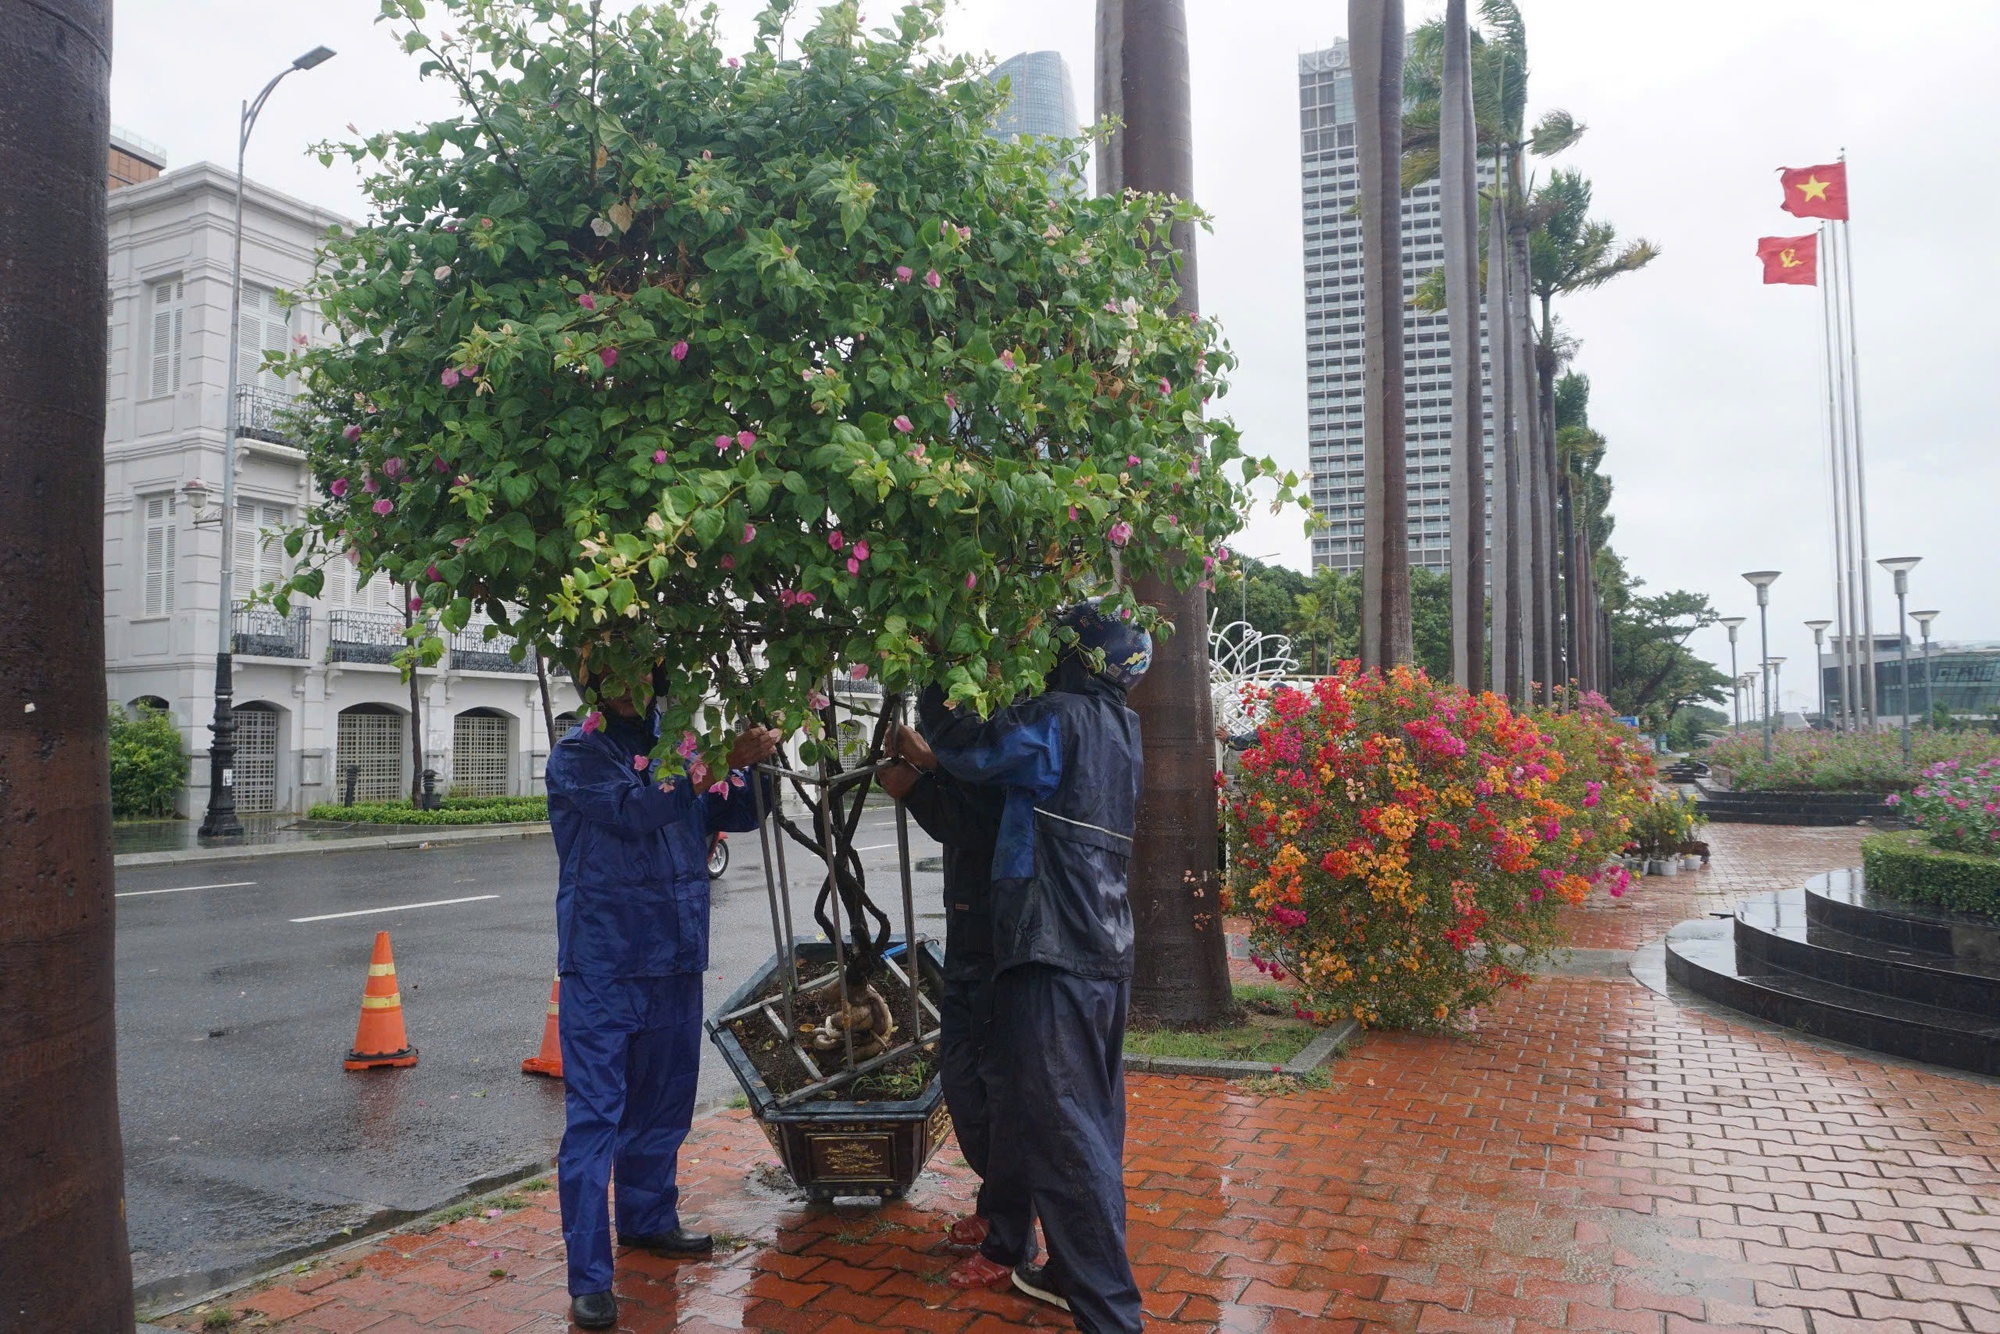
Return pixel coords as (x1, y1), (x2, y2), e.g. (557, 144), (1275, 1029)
(930, 665), (1144, 981)
(546, 723), (765, 978)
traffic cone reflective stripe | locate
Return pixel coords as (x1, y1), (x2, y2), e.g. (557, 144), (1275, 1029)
(521, 975), (563, 1078)
(344, 930), (418, 1070)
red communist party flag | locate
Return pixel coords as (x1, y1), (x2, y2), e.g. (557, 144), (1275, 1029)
(1779, 162), (1849, 220)
(1757, 234), (1819, 285)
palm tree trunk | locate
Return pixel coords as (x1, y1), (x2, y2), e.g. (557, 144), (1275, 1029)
(1096, 0), (1231, 1028)
(1505, 191), (1537, 704)
(0, 0), (136, 1321)
(1441, 0), (1484, 692)
(1537, 343), (1564, 695)
(1351, 0), (1412, 669)
(1485, 184), (1516, 698)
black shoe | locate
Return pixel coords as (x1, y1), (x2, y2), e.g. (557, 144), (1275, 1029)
(1012, 1261), (1073, 1313)
(620, 1226), (714, 1257)
(569, 1290), (617, 1329)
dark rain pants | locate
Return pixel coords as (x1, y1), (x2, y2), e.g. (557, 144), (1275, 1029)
(938, 968), (996, 1206)
(979, 963), (1141, 1334)
(557, 972), (702, 1296)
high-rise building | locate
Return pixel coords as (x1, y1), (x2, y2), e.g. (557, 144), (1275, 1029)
(1299, 39), (1494, 575)
(988, 50), (1080, 144)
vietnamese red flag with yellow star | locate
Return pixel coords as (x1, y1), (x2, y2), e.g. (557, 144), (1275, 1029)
(1757, 234), (1818, 285)
(1780, 162), (1849, 220)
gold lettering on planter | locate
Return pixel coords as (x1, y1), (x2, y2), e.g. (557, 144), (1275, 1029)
(809, 1133), (893, 1181)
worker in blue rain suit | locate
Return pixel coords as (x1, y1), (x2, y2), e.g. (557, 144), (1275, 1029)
(877, 685), (1009, 1272)
(545, 671), (781, 1331)
(925, 600), (1152, 1334)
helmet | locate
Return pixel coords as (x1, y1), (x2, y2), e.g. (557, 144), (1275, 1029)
(1056, 599), (1153, 691)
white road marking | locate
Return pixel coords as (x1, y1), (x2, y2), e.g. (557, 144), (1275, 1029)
(116, 881), (257, 899)
(290, 895), (499, 924)
(851, 842), (901, 853)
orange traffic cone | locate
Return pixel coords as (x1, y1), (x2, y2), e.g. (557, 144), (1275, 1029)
(521, 975), (564, 1078)
(344, 931), (418, 1070)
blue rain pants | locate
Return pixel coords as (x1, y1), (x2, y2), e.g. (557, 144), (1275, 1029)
(556, 971), (702, 1296)
(937, 970), (996, 1203)
(979, 963), (1142, 1334)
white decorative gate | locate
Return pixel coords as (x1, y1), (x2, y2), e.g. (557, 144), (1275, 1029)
(336, 709), (404, 802)
(233, 706), (278, 814)
(452, 712), (510, 796)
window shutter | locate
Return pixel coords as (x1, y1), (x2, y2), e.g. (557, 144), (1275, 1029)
(259, 503), (287, 589)
(142, 494), (177, 615)
(148, 279), (183, 398)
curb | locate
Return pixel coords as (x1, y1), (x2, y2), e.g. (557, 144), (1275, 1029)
(114, 823), (552, 869)
(1122, 1018), (1360, 1081)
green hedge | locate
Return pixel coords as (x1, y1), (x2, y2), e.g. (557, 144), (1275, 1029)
(1862, 831), (2000, 919)
(109, 705), (188, 818)
(308, 797), (548, 825)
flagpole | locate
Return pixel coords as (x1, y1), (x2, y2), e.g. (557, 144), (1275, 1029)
(1826, 213), (1867, 732)
(1836, 157), (1878, 730)
(1815, 225), (1853, 731)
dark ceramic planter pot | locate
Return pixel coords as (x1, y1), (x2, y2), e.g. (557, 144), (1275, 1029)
(706, 938), (947, 1202)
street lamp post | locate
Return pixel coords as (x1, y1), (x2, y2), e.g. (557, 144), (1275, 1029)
(1877, 556), (1921, 763)
(1767, 657), (1786, 726)
(1742, 570), (1781, 761)
(1912, 609), (1940, 728)
(197, 45), (335, 841)
(1720, 616), (1746, 732)
(1804, 620), (1831, 728)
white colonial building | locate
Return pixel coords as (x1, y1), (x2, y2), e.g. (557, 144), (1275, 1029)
(104, 152), (578, 816)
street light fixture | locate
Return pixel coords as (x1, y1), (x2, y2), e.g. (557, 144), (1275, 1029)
(1912, 609), (1940, 728)
(1719, 616), (1747, 732)
(1804, 620), (1831, 727)
(1742, 571), (1781, 761)
(1876, 556), (1921, 763)
(198, 44), (337, 841)
(1766, 657), (1786, 726)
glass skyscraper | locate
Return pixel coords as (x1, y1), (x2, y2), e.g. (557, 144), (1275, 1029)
(988, 50), (1080, 144)
(1299, 40), (1495, 574)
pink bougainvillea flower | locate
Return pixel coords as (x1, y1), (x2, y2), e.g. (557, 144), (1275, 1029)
(677, 733), (700, 759)
(1159, 377), (1172, 396)
(653, 449), (668, 464)
(1203, 555), (1216, 574)
(686, 759), (710, 789)
(440, 367), (461, 387)
(925, 269), (941, 288)
(965, 571), (977, 589)
(345, 549), (361, 566)
(828, 531), (844, 550)
(944, 391), (957, 410)
(362, 476), (380, 494)
(736, 430), (756, 449)
(892, 415), (913, 434)
(1000, 350), (1016, 370)
(1127, 454), (1140, 466)
(671, 340), (689, 361)
(463, 364), (478, 376)
(1107, 521), (1133, 547)
(727, 56), (740, 68)
(1068, 505), (1078, 521)
(631, 753), (650, 772)
(709, 780), (730, 796)
(720, 554), (734, 570)
(578, 293), (597, 311)
(1189, 459), (1201, 477)
(907, 442), (926, 460)
(581, 710), (604, 734)
(846, 556), (861, 574)
(1120, 606), (1133, 620)
(330, 478), (350, 498)
(715, 435), (732, 454)
(809, 690), (830, 710)
(958, 224), (971, 241)
(433, 457), (449, 473)
(373, 498), (394, 515)
(598, 346), (618, 369)
(895, 265), (913, 283)
(452, 536), (470, 549)
(740, 523), (756, 544)
(853, 539), (870, 561)
(407, 596), (422, 611)
(425, 564), (440, 583)
(849, 663), (869, 680)
(342, 424), (361, 442)
(1215, 545), (1230, 561)
(383, 457), (404, 478)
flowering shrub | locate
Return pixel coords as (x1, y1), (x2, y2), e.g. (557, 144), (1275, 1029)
(1222, 666), (1655, 1031)
(1707, 729), (2000, 794)
(282, 0), (1297, 778)
(1891, 759), (2000, 854)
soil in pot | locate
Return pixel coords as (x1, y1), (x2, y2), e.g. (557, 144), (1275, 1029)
(725, 954), (942, 1103)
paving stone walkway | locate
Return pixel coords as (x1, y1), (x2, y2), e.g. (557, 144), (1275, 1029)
(162, 824), (2000, 1334)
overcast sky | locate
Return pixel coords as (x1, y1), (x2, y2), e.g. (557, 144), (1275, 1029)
(110, 1), (2000, 708)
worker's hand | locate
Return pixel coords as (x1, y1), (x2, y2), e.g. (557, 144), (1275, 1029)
(727, 725), (783, 770)
(888, 721), (937, 772)
(877, 758), (921, 801)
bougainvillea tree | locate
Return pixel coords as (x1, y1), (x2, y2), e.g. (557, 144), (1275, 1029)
(1221, 669), (1654, 1030)
(280, 0), (1293, 993)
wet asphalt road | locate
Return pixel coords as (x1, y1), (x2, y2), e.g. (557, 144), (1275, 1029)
(115, 810), (943, 1305)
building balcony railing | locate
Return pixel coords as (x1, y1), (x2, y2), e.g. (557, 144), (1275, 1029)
(328, 609), (406, 665)
(235, 384), (298, 447)
(450, 626), (534, 674)
(232, 603), (310, 659)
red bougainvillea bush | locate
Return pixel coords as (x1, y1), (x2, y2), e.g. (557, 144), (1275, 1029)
(1221, 667), (1655, 1031)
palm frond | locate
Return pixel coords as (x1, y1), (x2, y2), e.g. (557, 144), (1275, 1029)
(1529, 108), (1585, 157)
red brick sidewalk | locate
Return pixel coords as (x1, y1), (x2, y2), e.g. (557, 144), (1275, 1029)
(164, 824), (2000, 1334)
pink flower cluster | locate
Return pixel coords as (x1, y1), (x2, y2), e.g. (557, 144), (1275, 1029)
(775, 588), (817, 609)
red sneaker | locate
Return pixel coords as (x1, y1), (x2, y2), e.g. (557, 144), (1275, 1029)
(947, 1214), (990, 1249)
(946, 1252), (1013, 1291)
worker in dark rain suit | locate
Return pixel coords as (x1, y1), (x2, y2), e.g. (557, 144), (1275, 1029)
(878, 685), (1009, 1272)
(545, 678), (780, 1331)
(927, 601), (1152, 1334)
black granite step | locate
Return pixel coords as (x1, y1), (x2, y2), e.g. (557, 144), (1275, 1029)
(1666, 919), (2000, 1075)
(1805, 868), (2000, 965)
(1733, 890), (2000, 1017)
(1694, 782), (1890, 827)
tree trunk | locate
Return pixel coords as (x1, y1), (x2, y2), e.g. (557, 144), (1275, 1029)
(1505, 190), (1537, 704)
(535, 654), (558, 749)
(1485, 185), (1518, 699)
(1096, 0), (1230, 1027)
(1441, 0), (1484, 692)
(1350, 0), (1411, 669)
(405, 588), (425, 806)
(0, 0), (135, 1321)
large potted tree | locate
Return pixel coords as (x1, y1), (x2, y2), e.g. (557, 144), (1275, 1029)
(279, 0), (1294, 1197)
